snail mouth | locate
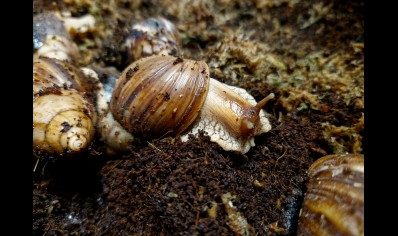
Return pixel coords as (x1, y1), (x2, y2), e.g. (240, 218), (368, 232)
(242, 118), (255, 131)
(240, 116), (257, 138)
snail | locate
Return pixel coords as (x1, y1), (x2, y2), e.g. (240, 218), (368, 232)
(83, 66), (134, 154)
(124, 17), (181, 65)
(33, 57), (98, 156)
(33, 12), (79, 63)
(33, 11), (96, 63)
(108, 54), (274, 154)
(297, 153), (364, 236)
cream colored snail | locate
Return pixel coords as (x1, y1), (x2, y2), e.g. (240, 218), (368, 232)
(33, 11), (96, 63)
(108, 54), (274, 154)
(33, 58), (98, 156)
(84, 67), (134, 154)
(124, 17), (181, 65)
(297, 153), (364, 236)
(33, 12), (79, 63)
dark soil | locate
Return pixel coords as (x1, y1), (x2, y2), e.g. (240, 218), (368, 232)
(33, 0), (364, 235)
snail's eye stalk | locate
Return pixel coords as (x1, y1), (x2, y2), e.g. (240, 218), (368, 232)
(241, 93), (275, 137)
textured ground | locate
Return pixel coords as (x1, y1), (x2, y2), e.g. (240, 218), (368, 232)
(33, 0), (364, 235)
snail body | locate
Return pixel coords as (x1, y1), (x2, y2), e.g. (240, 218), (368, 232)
(33, 58), (97, 156)
(297, 153), (364, 236)
(109, 54), (273, 154)
(180, 78), (274, 153)
(84, 67), (134, 154)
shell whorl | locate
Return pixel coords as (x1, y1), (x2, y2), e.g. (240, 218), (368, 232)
(33, 58), (97, 156)
(33, 90), (96, 154)
(125, 17), (181, 64)
(297, 153), (364, 236)
(33, 58), (98, 102)
(110, 55), (210, 140)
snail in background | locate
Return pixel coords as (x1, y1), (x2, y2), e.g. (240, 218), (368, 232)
(124, 17), (181, 65)
(297, 153), (364, 235)
(108, 55), (274, 154)
(85, 67), (134, 154)
(33, 11), (96, 63)
(33, 58), (98, 156)
(33, 12), (79, 63)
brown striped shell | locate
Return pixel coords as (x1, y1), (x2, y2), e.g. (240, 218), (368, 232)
(297, 153), (364, 236)
(33, 58), (97, 156)
(110, 54), (210, 140)
(33, 58), (98, 98)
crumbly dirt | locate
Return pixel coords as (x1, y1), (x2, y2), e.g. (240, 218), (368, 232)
(33, 0), (364, 235)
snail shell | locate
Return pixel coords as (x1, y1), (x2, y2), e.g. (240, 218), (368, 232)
(297, 153), (364, 236)
(33, 58), (97, 156)
(111, 55), (209, 140)
(33, 12), (79, 63)
(110, 54), (273, 154)
(125, 17), (181, 64)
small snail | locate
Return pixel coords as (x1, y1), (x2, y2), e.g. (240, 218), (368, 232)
(33, 58), (98, 156)
(33, 11), (96, 63)
(297, 153), (364, 235)
(33, 12), (79, 63)
(84, 67), (134, 154)
(124, 17), (181, 65)
(109, 54), (274, 154)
